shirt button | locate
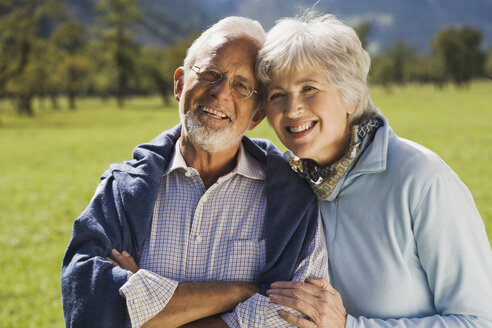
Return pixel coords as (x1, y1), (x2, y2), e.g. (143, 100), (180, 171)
(184, 171), (192, 177)
(195, 235), (203, 243)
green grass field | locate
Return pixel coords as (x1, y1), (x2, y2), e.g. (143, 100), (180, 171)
(1, 82), (491, 327)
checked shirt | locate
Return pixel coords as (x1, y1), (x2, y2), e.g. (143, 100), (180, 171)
(119, 139), (328, 327)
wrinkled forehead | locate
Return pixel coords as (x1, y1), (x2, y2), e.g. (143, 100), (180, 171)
(195, 35), (260, 67)
(195, 35), (261, 86)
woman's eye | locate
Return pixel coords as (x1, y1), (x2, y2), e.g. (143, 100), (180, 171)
(268, 92), (284, 102)
(302, 86), (318, 95)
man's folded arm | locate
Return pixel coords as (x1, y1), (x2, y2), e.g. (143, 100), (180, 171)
(119, 268), (260, 328)
(180, 315), (229, 328)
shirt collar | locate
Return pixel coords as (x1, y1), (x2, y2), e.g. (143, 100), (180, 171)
(164, 138), (188, 174)
(164, 138), (265, 181)
(234, 142), (265, 180)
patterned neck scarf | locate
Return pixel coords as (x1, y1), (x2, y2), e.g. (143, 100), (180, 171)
(285, 117), (381, 200)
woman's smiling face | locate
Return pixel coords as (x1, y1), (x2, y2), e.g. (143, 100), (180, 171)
(266, 67), (354, 166)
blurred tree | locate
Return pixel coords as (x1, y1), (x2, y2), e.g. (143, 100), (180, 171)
(433, 26), (485, 85)
(0, 0), (63, 115)
(51, 18), (90, 110)
(354, 22), (371, 50)
(404, 55), (445, 87)
(385, 40), (416, 85)
(0, 1), (31, 94)
(369, 56), (394, 88)
(96, 0), (141, 107)
(85, 40), (116, 100)
(6, 39), (63, 113)
(138, 47), (171, 103)
(137, 35), (194, 105)
(369, 40), (415, 87)
(485, 47), (492, 79)
(38, 40), (64, 110)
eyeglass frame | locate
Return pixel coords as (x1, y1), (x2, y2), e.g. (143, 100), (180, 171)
(189, 64), (258, 100)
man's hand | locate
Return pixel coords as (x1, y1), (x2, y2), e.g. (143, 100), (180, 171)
(267, 278), (347, 328)
(106, 249), (139, 274)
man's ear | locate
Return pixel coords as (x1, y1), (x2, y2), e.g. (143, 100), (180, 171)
(248, 107), (266, 130)
(174, 67), (185, 101)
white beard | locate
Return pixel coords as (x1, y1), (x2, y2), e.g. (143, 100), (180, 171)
(181, 109), (246, 152)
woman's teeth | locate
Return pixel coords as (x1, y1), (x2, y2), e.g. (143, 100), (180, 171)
(288, 122), (315, 133)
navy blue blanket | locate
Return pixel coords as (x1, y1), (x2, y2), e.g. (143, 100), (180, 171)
(61, 125), (318, 327)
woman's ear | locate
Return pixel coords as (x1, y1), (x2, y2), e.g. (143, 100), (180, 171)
(345, 104), (357, 116)
(174, 67), (185, 101)
(248, 107), (266, 130)
(346, 98), (358, 115)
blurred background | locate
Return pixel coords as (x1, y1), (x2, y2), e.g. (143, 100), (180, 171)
(1, 0), (491, 327)
(1, 0), (492, 113)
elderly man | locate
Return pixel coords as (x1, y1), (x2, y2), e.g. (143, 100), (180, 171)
(61, 16), (327, 328)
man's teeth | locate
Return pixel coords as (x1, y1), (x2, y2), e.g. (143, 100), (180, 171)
(289, 122), (315, 133)
(201, 107), (228, 119)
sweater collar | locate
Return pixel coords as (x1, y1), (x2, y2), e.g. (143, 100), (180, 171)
(347, 114), (389, 178)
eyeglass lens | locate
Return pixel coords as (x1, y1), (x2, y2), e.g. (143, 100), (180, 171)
(193, 65), (255, 99)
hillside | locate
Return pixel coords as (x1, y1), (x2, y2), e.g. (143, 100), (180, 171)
(65, 0), (492, 53)
(65, 0), (216, 46)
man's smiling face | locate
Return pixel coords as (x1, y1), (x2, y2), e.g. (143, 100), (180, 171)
(175, 36), (262, 152)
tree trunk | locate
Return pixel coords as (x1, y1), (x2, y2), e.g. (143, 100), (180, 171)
(68, 91), (76, 110)
(50, 94), (59, 110)
(17, 95), (33, 116)
(68, 68), (77, 110)
(38, 95), (46, 111)
(160, 90), (170, 106)
(117, 92), (124, 108)
(117, 70), (127, 108)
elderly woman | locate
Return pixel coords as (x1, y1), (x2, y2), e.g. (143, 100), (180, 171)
(258, 14), (492, 328)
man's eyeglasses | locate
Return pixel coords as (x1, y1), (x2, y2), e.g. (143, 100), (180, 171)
(190, 65), (257, 100)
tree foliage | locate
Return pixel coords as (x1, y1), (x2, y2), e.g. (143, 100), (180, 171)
(369, 40), (416, 87)
(1, 2), (490, 116)
(370, 26), (486, 88)
(51, 18), (90, 109)
(484, 48), (492, 79)
(96, 0), (142, 107)
(354, 22), (371, 50)
(0, 0), (63, 115)
(432, 26), (485, 85)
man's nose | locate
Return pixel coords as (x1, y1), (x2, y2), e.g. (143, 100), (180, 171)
(209, 78), (233, 101)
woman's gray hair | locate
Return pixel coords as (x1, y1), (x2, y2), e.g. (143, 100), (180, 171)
(256, 13), (380, 125)
(184, 16), (266, 71)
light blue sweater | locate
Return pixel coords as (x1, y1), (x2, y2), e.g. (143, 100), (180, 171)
(320, 115), (492, 327)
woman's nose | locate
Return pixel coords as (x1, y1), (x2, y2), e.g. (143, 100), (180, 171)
(284, 95), (304, 117)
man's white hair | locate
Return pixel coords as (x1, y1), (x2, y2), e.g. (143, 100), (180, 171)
(256, 13), (380, 125)
(183, 16), (266, 113)
(184, 16), (266, 71)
